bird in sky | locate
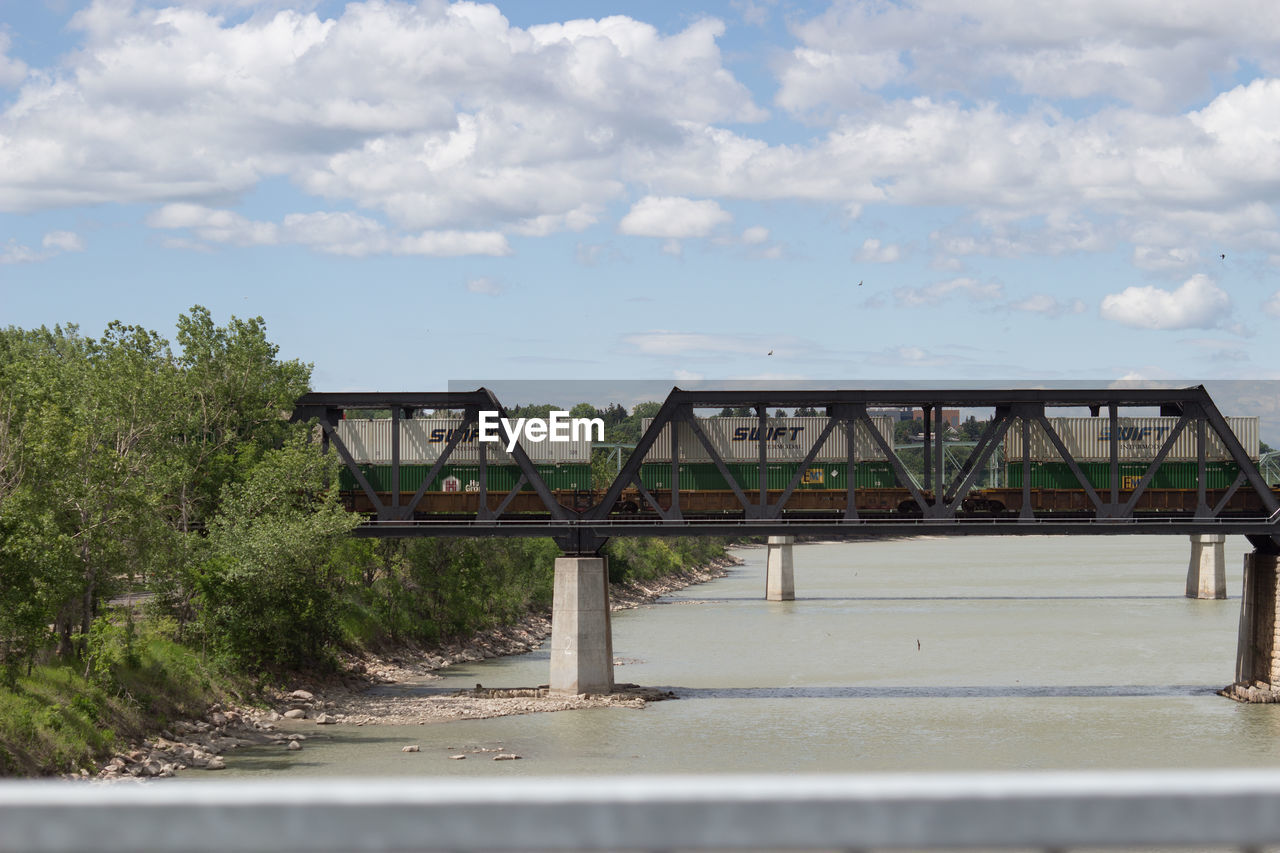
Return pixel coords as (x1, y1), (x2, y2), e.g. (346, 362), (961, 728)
(858, 280), (863, 286)
(1221, 253), (1226, 260)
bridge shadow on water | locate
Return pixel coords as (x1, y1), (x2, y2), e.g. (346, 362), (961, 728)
(659, 684), (1225, 700)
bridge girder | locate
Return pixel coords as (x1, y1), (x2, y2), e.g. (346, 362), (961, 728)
(293, 385), (1280, 544)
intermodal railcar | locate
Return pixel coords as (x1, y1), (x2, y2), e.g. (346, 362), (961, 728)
(335, 415), (1274, 519)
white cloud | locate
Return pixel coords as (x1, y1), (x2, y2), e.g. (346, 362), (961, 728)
(624, 331), (766, 356)
(0, 2), (762, 235)
(1132, 245), (1198, 271)
(868, 345), (950, 368)
(0, 241), (41, 264)
(148, 203), (511, 256)
(777, 1), (1280, 115)
(856, 237), (900, 262)
(742, 225), (769, 244)
(1264, 292), (1280, 318)
(895, 277), (1004, 307)
(466, 277), (504, 295)
(1008, 294), (1086, 316)
(618, 196), (732, 238)
(6, 0), (1280, 276)
(41, 230), (84, 252)
(1, 230), (86, 263)
(0, 33), (27, 88)
(1100, 274), (1231, 330)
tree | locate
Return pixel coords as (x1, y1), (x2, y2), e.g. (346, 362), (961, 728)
(195, 433), (358, 671)
(631, 401), (662, 421)
(569, 402), (601, 422)
(959, 415), (987, 442)
(172, 306), (312, 532)
(0, 323), (181, 655)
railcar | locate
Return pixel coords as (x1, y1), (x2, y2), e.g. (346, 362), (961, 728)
(334, 415), (1275, 520)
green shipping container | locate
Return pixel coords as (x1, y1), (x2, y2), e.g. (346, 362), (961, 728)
(340, 463), (592, 493)
(1004, 461), (1241, 490)
(638, 461), (899, 491)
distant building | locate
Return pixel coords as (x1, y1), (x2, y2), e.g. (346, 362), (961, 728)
(910, 408), (960, 428)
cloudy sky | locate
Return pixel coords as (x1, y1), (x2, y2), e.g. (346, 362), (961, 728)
(3, 0), (1280, 393)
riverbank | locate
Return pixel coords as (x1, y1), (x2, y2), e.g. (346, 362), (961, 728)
(90, 554), (740, 780)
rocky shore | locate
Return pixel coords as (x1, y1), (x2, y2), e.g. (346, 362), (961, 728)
(1219, 681), (1280, 703)
(88, 555), (739, 780)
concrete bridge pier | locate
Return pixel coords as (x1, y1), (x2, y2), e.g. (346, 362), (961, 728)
(549, 555), (614, 695)
(766, 536), (795, 601)
(1186, 534), (1227, 599)
(1234, 551), (1280, 687)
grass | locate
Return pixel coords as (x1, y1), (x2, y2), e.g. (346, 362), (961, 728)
(0, 633), (248, 777)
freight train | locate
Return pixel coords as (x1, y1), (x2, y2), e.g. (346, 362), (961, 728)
(334, 415), (1272, 519)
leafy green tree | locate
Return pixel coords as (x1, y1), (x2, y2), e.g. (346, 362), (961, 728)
(0, 323), (181, 655)
(959, 415), (987, 442)
(195, 432), (359, 671)
(171, 306), (312, 531)
(154, 307), (312, 632)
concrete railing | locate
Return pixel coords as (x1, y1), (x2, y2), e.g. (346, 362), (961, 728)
(7, 770), (1280, 851)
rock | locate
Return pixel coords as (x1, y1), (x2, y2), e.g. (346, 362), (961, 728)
(267, 711), (281, 721)
(287, 741), (302, 751)
(314, 713), (336, 725)
(209, 712), (228, 727)
(401, 745), (420, 753)
(449, 754), (466, 760)
(283, 709), (307, 720)
(289, 689), (314, 701)
(493, 753), (521, 761)
(206, 756), (226, 770)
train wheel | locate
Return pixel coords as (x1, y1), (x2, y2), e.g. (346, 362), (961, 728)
(896, 500), (924, 517)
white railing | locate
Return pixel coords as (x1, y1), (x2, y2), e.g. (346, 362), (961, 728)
(7, 770), (1280, 851)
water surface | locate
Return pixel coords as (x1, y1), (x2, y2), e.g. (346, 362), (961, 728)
(213, 535), (1280, 778)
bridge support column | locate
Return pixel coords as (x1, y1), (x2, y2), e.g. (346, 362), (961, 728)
(766, 536), (795, 601)
(1234, 551), (1280, 688)
(1186, 534), (1227, 600)
(550, 556), (614, 695)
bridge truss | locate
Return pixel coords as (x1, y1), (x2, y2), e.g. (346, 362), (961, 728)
(293, 386), (1280, 554)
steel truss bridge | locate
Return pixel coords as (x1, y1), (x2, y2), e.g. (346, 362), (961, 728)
(293, 386), (1280, 554)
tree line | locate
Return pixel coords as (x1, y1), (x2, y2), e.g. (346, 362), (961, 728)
(0, 310), (729, 683)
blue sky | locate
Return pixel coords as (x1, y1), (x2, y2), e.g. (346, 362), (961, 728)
(3, 0), (1280, 399)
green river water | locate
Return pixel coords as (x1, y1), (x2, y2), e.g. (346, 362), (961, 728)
(207, 535), (1280, 779)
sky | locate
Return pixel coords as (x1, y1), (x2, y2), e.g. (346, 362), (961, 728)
(3, 0), (1280, 402)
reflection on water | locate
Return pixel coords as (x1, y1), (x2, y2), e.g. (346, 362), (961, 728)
(208, 535), (1280, 779)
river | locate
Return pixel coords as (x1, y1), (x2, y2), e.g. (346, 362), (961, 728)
(211, 535), (1280, 778)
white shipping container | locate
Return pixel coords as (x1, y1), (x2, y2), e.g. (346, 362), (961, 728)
(639, 416), (895, 463)
(334, 419), (592, 465)
(1002, 416), (1260, 463)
